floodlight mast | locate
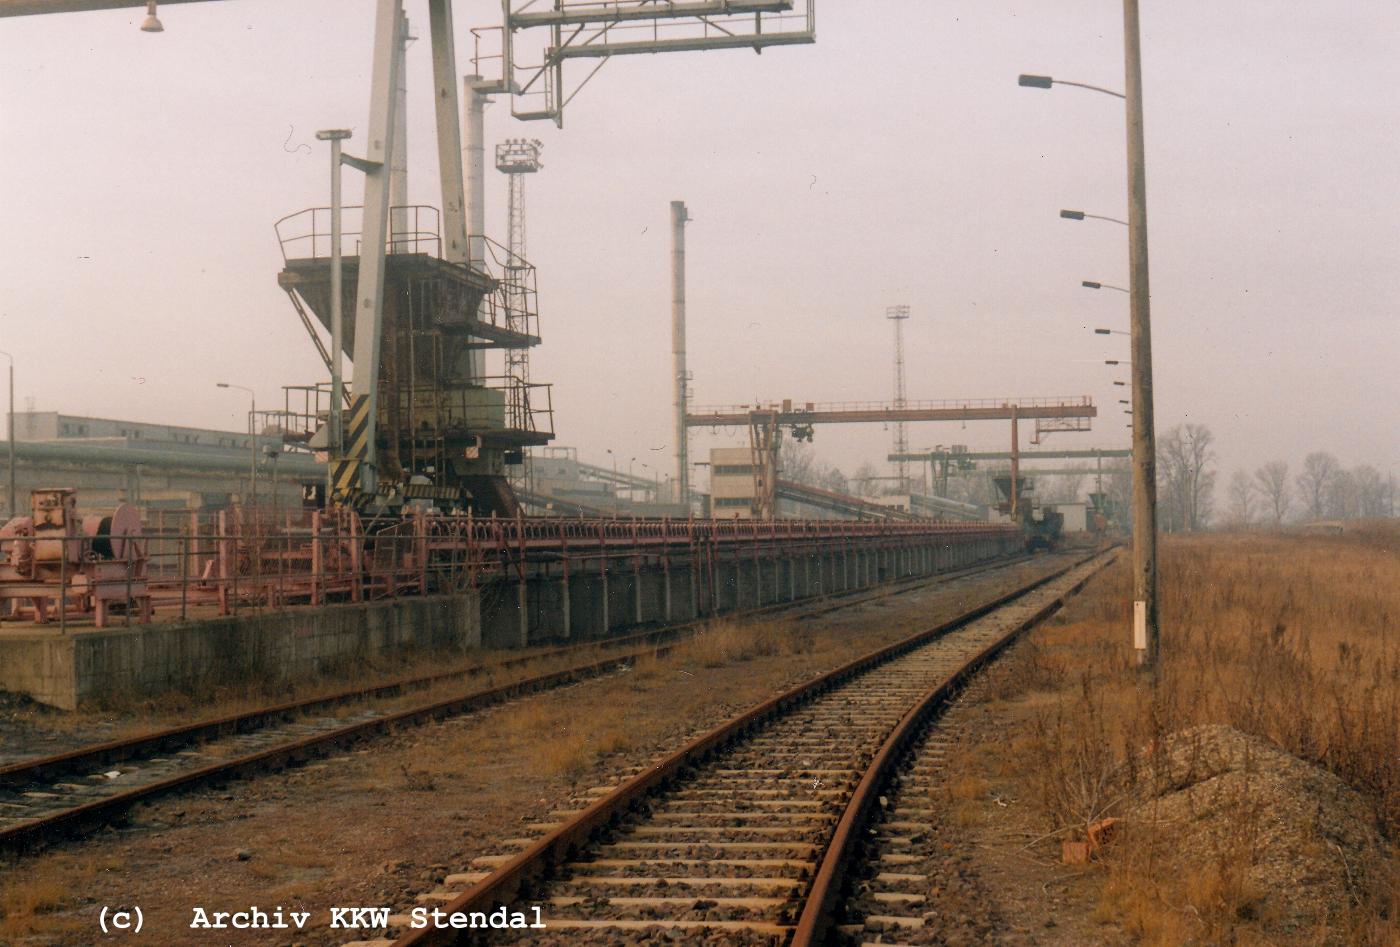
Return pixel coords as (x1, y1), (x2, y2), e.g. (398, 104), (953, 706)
(886, 305), (911, 491)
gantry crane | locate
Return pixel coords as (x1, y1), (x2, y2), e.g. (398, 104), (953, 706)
(686, 397), (1098, 519)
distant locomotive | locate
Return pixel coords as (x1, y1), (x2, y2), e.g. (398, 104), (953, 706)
(1025, 507), (1064, 553)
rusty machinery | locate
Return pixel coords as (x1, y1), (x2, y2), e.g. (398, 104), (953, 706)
(0, 489), (151, 627)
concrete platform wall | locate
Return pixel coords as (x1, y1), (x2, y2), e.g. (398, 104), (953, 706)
(0, 533), (1019, 709)
(1, 594), (480, 710)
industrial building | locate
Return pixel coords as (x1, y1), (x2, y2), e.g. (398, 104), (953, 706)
(4, 411), (317, 512)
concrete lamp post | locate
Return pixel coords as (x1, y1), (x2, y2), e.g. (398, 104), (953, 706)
(1020, 1), (1161, 671)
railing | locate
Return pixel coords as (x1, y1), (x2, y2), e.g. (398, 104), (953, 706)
(690, 396), (1096, 416)
(0, 510), (1016, 630)
(274, 205), (443, 263)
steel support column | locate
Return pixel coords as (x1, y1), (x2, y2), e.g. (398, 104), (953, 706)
(344, 0), (404, 496)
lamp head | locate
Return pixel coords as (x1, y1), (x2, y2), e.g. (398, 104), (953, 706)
(1060, 209), (1086, 220)
(140, 1), (163, 32)
(1082, 280), (1102, 289)
(1018, 74), (1054, 89)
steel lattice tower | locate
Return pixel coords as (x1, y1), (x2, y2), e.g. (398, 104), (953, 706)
(495, 139), (542, 488)
(886, 304), (911, 491)
(495, 139), (543, 386)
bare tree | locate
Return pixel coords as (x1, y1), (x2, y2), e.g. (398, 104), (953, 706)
(1253, 461), (1290, 526)
(948, 472), (1000, 509)
(851, 462), (881, 497)
(1352, 464), (1389, 518)
(1158, 423), (1216, 532)
(816, 465), (849, 495)
(1037, 465), (1089, 505)
(1226, 470), (1254, 527)
(1296, 451), (1339, 520)
(1325, 469), (1358, 519)
(780, 440), (847, 494)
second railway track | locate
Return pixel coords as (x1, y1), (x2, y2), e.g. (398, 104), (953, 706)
(0, 551), (1047, 856)
(380, 548), (1114, 947)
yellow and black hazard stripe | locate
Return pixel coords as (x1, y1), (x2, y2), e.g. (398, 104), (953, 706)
(344, 394), (374, 464)
(330, 459), (361, 500)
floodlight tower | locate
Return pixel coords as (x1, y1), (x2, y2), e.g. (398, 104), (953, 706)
(495, 139), (542, 383)
(886, 304), (911, 491)
(496, 138), (542, 486)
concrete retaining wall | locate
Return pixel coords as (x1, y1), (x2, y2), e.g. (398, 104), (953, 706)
(0, 532), (1019, 710)
(0, 594), (480, 710)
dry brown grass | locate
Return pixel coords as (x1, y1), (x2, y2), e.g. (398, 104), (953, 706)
(668, 618), (790, 668)
(0, 854), (121, 940)
(988, 527), (1400, 944)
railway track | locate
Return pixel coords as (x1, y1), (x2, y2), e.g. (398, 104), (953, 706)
(0, 552), (1043, 855)
(377, 548), (1113, 947)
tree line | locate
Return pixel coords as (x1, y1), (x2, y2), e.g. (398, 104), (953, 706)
(1124, 423), (1396, 531)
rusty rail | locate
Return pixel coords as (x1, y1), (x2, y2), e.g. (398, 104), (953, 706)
(391, 548), (1111, 946)
(789, 549), (1116, 945)
(0, 552), (1037, 852)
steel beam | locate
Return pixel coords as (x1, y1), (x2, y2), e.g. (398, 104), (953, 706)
(889, 448), (1130, 462)
(343, 0), (403, 496)
(511, 0), (792, 28)
(427, 0), (467, 265)
(550, 31), (813, 60)
(0, 0), (220, 14)
(687, 404), (1096, 427)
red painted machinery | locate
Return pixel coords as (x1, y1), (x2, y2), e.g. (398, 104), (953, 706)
(0, 488), (151, 627)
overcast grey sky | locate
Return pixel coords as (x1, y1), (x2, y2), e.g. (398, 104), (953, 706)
(1, 1), (1396, 492)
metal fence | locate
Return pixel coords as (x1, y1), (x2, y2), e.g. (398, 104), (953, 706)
(0, 509), (1016, 633)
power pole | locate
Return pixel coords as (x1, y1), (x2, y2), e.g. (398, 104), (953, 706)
(1123, 0), (1159, 670)
(886, 305), (910, 492)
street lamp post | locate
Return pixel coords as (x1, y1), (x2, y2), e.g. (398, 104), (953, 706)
(0, 350), (13, 517)
(218, 382), (257, 505)
(316, 129), (352, 501)
(1121, 0), (1160, 670)
(1061, 208), (1129, 226)
(1022, 7), (1161, 670)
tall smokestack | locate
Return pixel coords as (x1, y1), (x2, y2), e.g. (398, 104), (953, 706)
(671, 201), (690, 506)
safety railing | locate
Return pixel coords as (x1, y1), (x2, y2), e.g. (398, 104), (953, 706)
(0, 509), (1016, 631)
(274, 205), (443, 263)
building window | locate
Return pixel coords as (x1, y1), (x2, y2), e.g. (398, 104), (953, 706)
(714, 497), (752, 508)
(713, 465), (754, 476)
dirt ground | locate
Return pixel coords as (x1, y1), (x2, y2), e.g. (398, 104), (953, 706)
(0, 555), (1073, 946)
